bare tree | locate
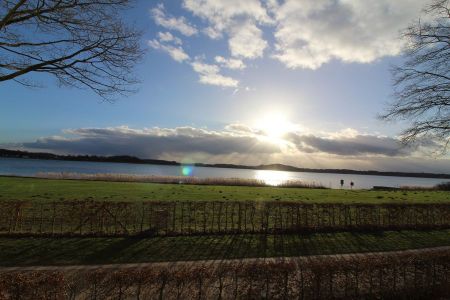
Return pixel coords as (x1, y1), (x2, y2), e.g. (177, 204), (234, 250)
(0, 0), (144, 100)
(381, 0), (450, 152)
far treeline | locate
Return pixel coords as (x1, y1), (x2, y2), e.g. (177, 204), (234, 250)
(1, 148), (450, 179)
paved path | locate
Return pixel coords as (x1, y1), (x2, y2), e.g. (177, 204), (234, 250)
(1, 246), (449, 273)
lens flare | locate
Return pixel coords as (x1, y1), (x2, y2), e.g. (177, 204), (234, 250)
(181, 165), (193, 176)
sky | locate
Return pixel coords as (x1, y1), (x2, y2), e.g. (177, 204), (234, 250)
(1, 0), (450, 173)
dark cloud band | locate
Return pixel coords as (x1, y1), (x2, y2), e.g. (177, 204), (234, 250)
(24, 126), (280, 158)
(20, 125), (421, 159)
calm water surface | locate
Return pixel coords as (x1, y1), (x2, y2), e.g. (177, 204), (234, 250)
(0, 157), (447, 189)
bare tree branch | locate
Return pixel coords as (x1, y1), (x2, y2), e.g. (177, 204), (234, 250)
(0, 0), (144, 100)
(380, 0), (450, 153)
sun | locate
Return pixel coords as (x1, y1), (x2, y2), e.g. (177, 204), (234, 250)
(256, 112), (293, 141)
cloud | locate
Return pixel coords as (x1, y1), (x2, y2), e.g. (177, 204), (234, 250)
(183, 0), (272, 31)
(151, 3), (198, 36)
(271, 0), (425, 69)
(24, 126), (280, 158)
(148, 39), (190, 62)
(183, 0), (270, 59)
(287, 133), (411, 156)
(24, 124), (419, 159)
(148, 1), (427, 90)
(17, 124), (450, 172)
(191, 61), (239, 87)
(228, 21), (267, 58)
(178, 0), (425, 69)
(203, 26), (222, 39)
(214, 56), (246, 70)
(157, 32), (182, 45)
(148, 31), (240, 88)
(225, 123), (260, 134)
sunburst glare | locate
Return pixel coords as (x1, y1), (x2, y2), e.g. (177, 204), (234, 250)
(255, 112), (295, 143)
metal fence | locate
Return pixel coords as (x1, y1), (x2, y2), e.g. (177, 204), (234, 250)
(1, 201), (449, 236)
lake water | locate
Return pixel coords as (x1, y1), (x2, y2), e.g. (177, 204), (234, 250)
(0, 157), (447, 189)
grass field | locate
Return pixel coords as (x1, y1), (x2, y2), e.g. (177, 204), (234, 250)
(1, 176), (449, 203)
(1, 230), (449, 266)
(1, 176), (449, 268)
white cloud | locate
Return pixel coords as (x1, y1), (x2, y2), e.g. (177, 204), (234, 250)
(149, 31), (240, 88)
(271, 0), (425, 69)
(179, 0), (426, 69)
(203, 26), (222, 39)
(148, 1), (429, 87)
(228, 21), (267, 58)
(215, 56), (246, 70)
(183, 0), (270, 59)
(191, 61), (239, 87)
(183, 0), (272, 31)
(151, 3), (198, 36)
(157, 32), (182, 45)
(148, 39), (190, 62)
(264, 0), (280, 14)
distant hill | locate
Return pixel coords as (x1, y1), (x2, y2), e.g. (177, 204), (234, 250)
(1, 148), (449, 179)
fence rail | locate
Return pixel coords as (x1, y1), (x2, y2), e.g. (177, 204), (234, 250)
(1, 201), (449, 236)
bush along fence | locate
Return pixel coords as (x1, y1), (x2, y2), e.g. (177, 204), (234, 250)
(0, 201), (449, 237)
(0, 248), (449, 299)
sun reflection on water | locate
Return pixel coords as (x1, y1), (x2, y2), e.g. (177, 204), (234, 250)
(254, 170), (293, 186)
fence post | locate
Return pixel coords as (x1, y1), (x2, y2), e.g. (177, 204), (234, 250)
(39, 203), (44, 233)
(316, 205), (320, 229)
(193, 202), (197, 233)
(238, 202), (242, 233)
(189, 202), (193, 235)
(51, 202), (56, 235)
(304, 205), (308, 229)
(243, 203), (248, 232)
(224, 203), (228, 232)
(172, 201), (177, 234)
(180, 202), (184, 234)
(211, 202), (215, 233)
(218, 202), (222, 233)
(165, 204), (169, 235)
(230, 202), (235, 232)
(79, 202), (85, 235)
(140, 202), (145, 234)
(250, 203), (256, 232)
(203, 201), (207, 234)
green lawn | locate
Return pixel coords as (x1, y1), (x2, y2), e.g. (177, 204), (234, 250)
(0, 230), (449, 267)
(1, 176), (449, 203)
(1, 176), (449, 266)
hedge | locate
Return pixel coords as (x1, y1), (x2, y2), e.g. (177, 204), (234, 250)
(1, 248), (449, 299)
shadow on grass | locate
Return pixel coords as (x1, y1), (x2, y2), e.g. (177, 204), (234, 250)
(0, 229), (449, 267)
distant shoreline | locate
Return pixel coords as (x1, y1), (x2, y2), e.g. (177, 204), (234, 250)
(1, 148), (450, 180)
